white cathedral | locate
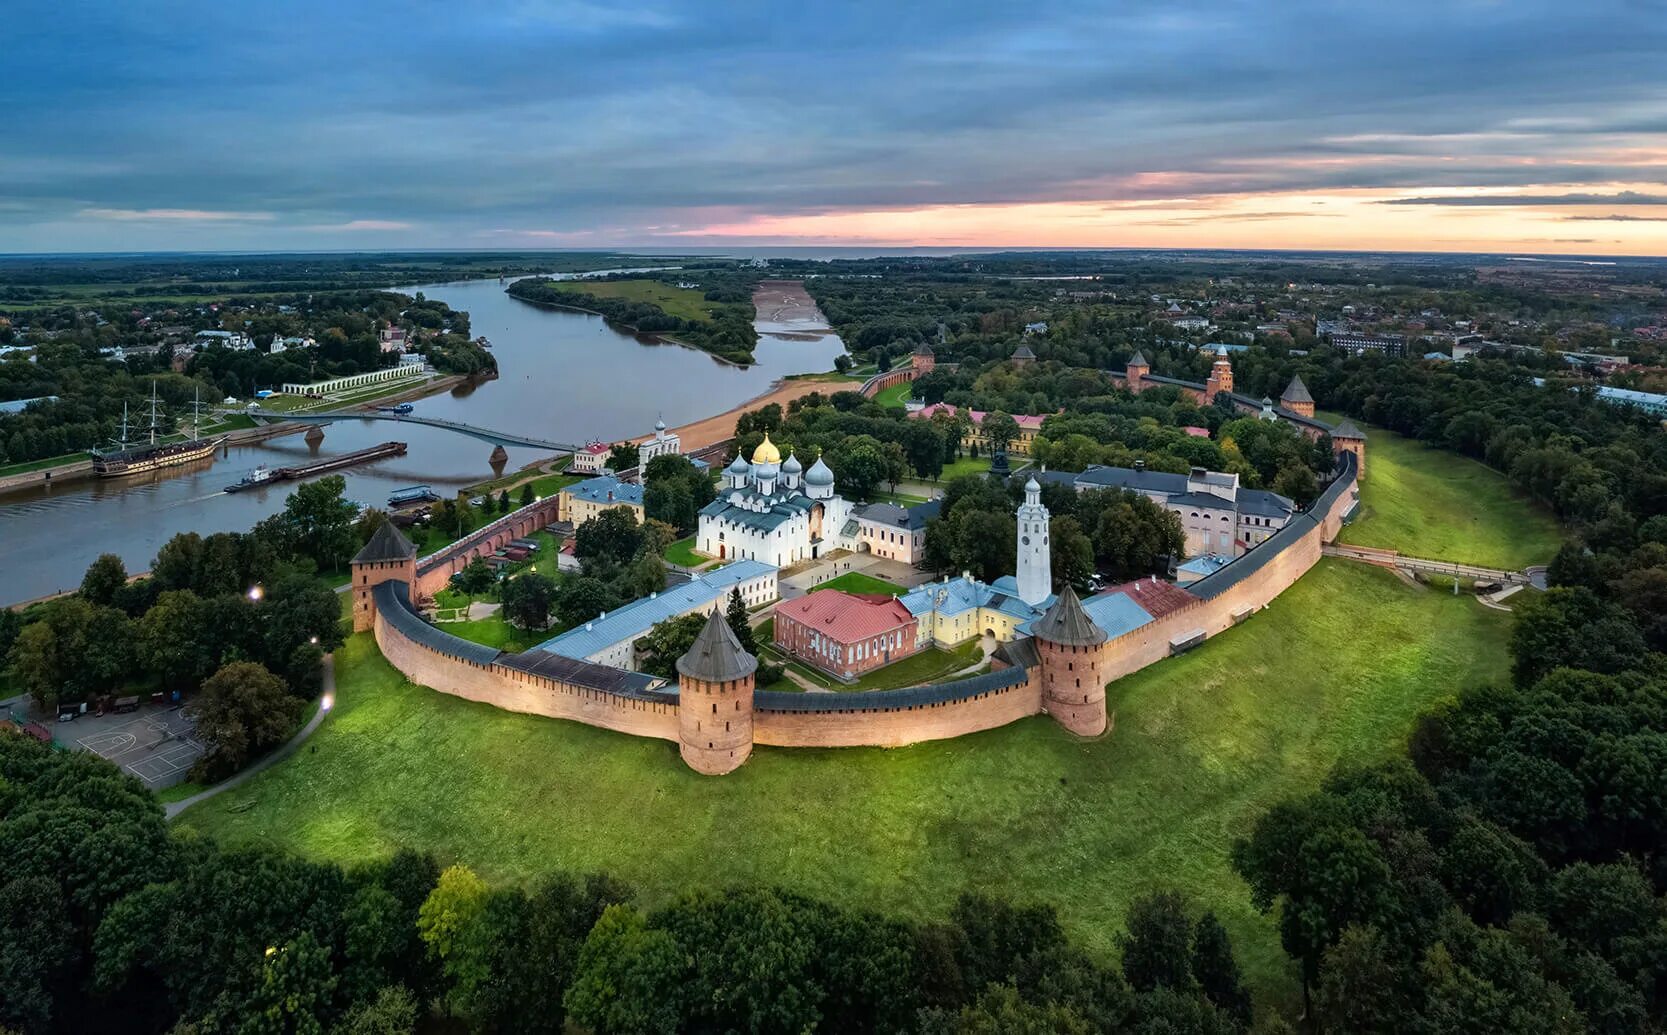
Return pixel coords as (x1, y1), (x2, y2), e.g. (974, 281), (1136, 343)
(696, 434), (863, 568)
(696, 434), (1057, 611)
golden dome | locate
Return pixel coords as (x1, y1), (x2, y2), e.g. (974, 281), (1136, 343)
(751, 433), (781, 465)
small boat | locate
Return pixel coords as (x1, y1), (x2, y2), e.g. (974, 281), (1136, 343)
(223, 466), (275, 493)
(387, 484), (440, 507)
(376, 403), (415, 415)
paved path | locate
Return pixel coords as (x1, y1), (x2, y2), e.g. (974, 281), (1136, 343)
(165, 654), (335, 820)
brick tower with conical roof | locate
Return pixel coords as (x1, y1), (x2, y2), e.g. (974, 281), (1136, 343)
(676, 609), (758, 775)
(1280, 375), (1315, 418)
(351, 520), (417, 632)
(1032, 585), (1110, 736)
(1125, 349), (1150, 393)
(1205, 344), (1234, 401)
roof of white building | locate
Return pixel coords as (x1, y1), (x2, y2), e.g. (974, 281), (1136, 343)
(536, 559), (776, 661)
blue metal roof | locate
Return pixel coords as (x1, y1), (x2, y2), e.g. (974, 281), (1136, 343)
(537, 559), (775, 660)
(567, 475), (644, 507)
(1178, 554), (1234, 577)
(1018, 589), (1153, 641)
(0, 395), (58, 414)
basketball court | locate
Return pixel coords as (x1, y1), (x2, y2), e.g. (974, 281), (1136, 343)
(74, 708), (205, 789)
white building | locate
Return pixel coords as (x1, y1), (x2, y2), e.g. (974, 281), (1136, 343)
(637, 417), (681, 469)
(1014, 476), (1052, 606)
(571, 441), (611, 475)
(1059, 465), (1296, 558)
(269, 336), (316, 354)
(696, 435), (860, 567)
(194, 330), (254, 350)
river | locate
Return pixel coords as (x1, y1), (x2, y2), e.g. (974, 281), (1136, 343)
(0, 274), (846, 604)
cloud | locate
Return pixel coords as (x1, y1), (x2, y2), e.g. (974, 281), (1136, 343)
(1561, 213), (1667, 222)
(306, 219), (414, 231)
(1378, 190), (1667, 206)
(79, 207), (275, 222)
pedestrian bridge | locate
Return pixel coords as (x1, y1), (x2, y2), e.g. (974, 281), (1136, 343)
(1321, 543), (1538, 586)
(244, 408), (576, 452)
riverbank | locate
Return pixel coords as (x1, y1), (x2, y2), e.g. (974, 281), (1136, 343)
(633, 375), (851, 453)
(505, 280), (758, 366)
(0, 372), (474, 499)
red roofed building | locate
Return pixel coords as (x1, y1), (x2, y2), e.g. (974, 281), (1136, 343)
(913, 402), (1052, 455)
(570, 440), (612, 474)
(1106, 576), (1198, 619)
(773, 590), (919, 681)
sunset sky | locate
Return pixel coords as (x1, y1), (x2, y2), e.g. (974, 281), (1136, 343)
(5, 0), (1666, 255)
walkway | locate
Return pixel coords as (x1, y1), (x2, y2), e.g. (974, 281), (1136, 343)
(246, 408), (577, 452)
(1322, 544), (1534, 586)
(164, 654), (336, 819)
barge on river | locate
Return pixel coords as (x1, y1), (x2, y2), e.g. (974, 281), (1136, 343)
(224, 441), (407, 493)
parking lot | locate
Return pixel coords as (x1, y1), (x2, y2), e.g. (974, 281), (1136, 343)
(65, 706), (205, 790)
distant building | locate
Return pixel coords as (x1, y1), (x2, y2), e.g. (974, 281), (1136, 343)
(773, 590), (919, 681)
(0, 395), (58, 415)
(1593, 385), (1667, 417)
(912, 403), (1051, 455)
(1055, 464), (1296, 558)
(194, 330), (253, 350)
(1280, 376), (1315, 419)
(1011, 343), (1036, 365)
(379, 327), (409, 354)
(1330, 332), (1406, 358)
(853, 499), (940, 565)
(570, 441), (611, 475)
(269, 336), (315, 354)
(557, 474), (645, 526)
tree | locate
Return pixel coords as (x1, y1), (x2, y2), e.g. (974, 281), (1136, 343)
(418, 865), (488, 966)
(565, 905), (687, 1035)
(555, 576), (616, 628)
(1509, 587), (1647, 686)
(454, 557), (495, 596)
(79, 553), (128, 606)
(575, 507), (644, 574)
(278, 475), (359, 571)
(136, 589), (213, 691)
(1049, 516), (1095, 591)
(1119, 891), (1196, 993)
(191, 661), (301, 779)
(607, 443), (638, 472)
(496, 489), (511, 514)
(333, 986), (418, 1035)
(635, 612), (709, 678)
(0, 876), (78, 1034)
(833, 353), (853, 373)
(726, 588), (758, 656)
(1272, 463), (1319, 506)
(1190, 912), (1251, 1025)
(519, 483), (535, 508)
(830, 436), (890, 500)
(981, 411), (1022, 455)
(239, 930), (337, 1034)
(501, 572), (557, 630)
(7, 620), (64, 710)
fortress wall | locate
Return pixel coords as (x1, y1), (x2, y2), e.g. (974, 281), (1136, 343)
(414, 495), (564, 599)
(859, 367), (918, 397)
(753, 677), (1043, 748)
(1100, 465), (1359, 684)
(372, 608), (680, 741)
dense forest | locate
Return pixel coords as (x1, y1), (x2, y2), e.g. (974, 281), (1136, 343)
(507, 275), (759, 364)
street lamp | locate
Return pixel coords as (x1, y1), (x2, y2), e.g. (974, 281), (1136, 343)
(247, 585), (263, 603)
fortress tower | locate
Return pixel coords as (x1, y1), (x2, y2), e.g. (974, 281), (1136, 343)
(1331, 419), (1368, 480)
(676, 609), (757, 775)
(1124, 349), (1149, 392)
(911, 342), (935, 375)
(1015, 476), (1052, 607)
(350, 521), (417, 632)
(1205, 344), (1234, 401)
(1032, 585), (1109, 736)
(1280, 375), (1315, 418)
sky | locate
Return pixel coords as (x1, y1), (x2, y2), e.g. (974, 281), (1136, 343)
(4, 0), (1667, 256)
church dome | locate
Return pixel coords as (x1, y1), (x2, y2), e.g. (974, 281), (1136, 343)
(725, 453), (750, 476)
(654, 416), (666, 432)
(752, 433), (781, 465)
(781, 452), (802, 474)
(805, 456), (834, 486)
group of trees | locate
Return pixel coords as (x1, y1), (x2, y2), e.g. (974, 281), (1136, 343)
(641, 453), (716, 534)
(1, 478), (359, 776)
(507, 277), (759, 364)
(634, 588), (782, 684)
(1, 726), (1260, 1033)
(920, 473), (1184, 588)
(733, 393), (953, 497)
(496, 507), (673, 632)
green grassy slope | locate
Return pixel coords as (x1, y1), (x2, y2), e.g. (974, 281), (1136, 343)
(1331, 418), (1560, 569)
(176, 560), (1509, 1005)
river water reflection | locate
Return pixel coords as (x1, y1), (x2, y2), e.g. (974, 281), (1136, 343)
(0, 275), (845, 604)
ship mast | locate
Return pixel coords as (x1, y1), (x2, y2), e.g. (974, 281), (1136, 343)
(190, 386), (201, 442)
(118, 402), (130, 451)
(146, 381), (161, 446)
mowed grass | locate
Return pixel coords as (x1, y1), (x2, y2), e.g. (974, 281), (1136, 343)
(554, 280), (716, 323)
(663, 537), (707, 567)
(175, 560), (1509, 1007)
(1330, 417), (1560, 569)
(807, 571), (904, 596)
(873, 382), (914, 408)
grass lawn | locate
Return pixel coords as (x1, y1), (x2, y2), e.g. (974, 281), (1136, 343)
(765, 640), (983, 693)
(937, 455), (992, 481)
(442, 614), (550, 653)
(873, 382), (914, 408)
(524, 472), (582, 500)
(554, 280), (715, 323)
(867, 490), (930, 506)
(1325, 416), (1561, 569)
(0, 451), (91, 476)
(175, 560), (1510, 1009)
(807, 571), (904, 596)
(663, 537), (708, 567)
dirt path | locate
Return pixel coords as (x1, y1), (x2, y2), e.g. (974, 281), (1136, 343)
(636, 377), (851, 453)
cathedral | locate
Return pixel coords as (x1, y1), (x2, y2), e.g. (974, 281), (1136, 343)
(696, 434), (861, 567)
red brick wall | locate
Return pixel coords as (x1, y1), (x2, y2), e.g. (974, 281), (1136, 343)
(413, 495), (564, 599)
(754, 676), (1044, 748)
(372, 608), (680, 741)
(678, 673), (754, 775)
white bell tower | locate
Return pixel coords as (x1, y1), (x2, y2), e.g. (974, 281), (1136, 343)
(1016, 475), (1051, 606)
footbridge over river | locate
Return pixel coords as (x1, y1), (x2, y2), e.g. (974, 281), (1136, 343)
(244, 408), (578, 453)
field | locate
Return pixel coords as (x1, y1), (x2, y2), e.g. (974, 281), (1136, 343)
(175, 560), (1510, 1005)
(1329, 417), (1561, 569)
(873, 382), (914, 408)
(0, 451), (91, 476)
(937, 455), (992, 481)
(553, 279), (716, 323)
(663, 537), (708, 567)
(808, 571), (904, 596)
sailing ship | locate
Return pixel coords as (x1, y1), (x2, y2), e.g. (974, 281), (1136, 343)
(91, 384), (225, 478)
